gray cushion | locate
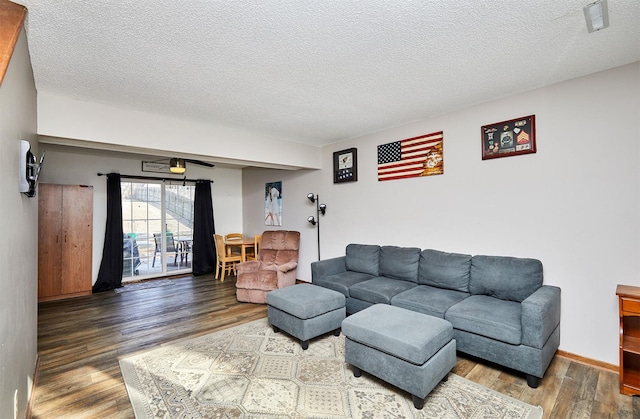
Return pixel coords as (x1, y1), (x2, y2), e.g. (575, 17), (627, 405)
(391, 285), (470, 318)
(345, 244), (380, 276)
(266, 284), (345, 319)
(445, 295), (522, 345)
(418, 249), (472, 292)
(349, 277), (418, 305)
(379, 246), (421, 282)
(314, 271), (375, 297)
(342, 304), (453, 365)
(470, 255), (543, 302)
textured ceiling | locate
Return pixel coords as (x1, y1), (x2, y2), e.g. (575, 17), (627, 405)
(11, 0), (640, 146)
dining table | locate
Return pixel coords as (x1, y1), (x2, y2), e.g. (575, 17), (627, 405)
(224, 237), (255, 262)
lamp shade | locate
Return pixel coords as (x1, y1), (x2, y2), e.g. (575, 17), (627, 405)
(170, 158), (186, 174)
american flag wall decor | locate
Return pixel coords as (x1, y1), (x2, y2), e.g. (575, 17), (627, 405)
(377, 131), (444, 181)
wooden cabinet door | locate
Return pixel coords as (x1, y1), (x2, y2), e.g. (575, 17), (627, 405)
(38, 184), (93, 301)
(38, 184), (63, 298)
(60, 185), (93, 295)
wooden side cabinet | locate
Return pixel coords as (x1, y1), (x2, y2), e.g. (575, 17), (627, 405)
(38, 184), (93, 302)
(617, 284), (640, 396)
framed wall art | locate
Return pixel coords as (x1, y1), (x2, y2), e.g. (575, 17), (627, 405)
(333, 148), (358, 183)
(264, 181), (282, 226)
(481, 115), (536, 160)
(377, 131), (444, 181)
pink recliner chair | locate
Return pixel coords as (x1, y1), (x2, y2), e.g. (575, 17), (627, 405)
(235, 230), (300, 304)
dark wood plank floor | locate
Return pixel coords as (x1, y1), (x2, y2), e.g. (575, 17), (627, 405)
(32, 274), (639, 418)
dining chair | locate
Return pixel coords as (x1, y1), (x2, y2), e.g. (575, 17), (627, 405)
(224, 233), (243, 256)
(214, 234), (242, 281)
(152, 232), (178, 267)
(246, 234), (261, 261)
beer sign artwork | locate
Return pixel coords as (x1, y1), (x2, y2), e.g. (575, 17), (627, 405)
(481, 115), (536, 160)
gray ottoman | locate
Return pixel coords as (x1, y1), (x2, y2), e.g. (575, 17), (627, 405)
(267, 284), (346, 350)
(342, 304), (456, 409)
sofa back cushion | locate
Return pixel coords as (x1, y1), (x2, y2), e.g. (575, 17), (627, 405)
(379, 246), (421, 282)
(346, 244), (380, 276)
(418, 249), (472, 292)
(469, 255), (543, 302)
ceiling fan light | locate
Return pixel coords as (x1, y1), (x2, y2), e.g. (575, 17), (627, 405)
(170, 158), (186, 174)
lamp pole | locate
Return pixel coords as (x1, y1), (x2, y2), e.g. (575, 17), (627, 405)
(307, 193), (326, 261)
(316, 197), (321, 260)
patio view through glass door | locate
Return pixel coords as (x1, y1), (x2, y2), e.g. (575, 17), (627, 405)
(122, 181), (195, 281)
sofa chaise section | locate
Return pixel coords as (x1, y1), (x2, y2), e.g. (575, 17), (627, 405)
(445, 255), (561, 387)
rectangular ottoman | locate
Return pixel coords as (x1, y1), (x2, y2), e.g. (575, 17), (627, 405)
(267, 284), (346, 349)
(342, 304), (456, 409)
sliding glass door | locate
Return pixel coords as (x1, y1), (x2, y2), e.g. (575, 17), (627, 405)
(122, 181), (195, 281)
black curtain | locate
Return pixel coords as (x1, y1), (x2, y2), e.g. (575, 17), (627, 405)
(93, 173), (124, 292)
(192, 180), (216, 276)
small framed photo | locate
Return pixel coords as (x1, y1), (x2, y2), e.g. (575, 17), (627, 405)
(333, 148), (358, 183)
(481, 115), (536, 160)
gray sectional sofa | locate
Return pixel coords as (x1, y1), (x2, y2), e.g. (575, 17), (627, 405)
(311, 244), (561, 388)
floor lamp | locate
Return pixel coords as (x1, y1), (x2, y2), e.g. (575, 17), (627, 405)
(306, 193), (326, 260)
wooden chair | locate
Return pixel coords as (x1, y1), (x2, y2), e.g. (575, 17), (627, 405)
(225, 233), (243, 256)
(246, 234), (261, 261)
(214, 234), (241, 281)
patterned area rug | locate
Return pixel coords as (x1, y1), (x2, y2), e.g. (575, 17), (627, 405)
(120, 318), (543, 419)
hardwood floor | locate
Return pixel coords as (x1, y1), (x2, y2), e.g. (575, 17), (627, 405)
(32, 274), (639, 418)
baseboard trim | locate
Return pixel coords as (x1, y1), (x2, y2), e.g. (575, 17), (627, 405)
(26, 355), (40, 419)
(555, 349), (618, 373)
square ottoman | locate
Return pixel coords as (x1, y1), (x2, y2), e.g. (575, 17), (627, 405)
(342, 304), (456, 409)
(267, 284), (346, 349)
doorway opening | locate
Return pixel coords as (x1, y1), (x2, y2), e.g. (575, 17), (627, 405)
(121, 181), (195, 282)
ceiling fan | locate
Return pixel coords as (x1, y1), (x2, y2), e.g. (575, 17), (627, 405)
(169, 158), (215, 174)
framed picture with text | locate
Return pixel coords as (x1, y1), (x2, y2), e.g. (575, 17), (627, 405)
(481, 115), (536, 160)
(333, 148), (358, 183)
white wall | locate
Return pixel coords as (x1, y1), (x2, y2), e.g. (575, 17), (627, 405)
(0, 29), (38, 419)
(241, 168), (321, 280)
(39, 146), (244, 285)
(37, 93), (322, 170)
(242, 63), (640, 367)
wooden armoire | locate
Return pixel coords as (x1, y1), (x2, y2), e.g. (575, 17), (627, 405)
(38, 183), (93, 301)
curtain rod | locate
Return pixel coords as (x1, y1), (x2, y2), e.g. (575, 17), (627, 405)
(97, 172), (213, 183)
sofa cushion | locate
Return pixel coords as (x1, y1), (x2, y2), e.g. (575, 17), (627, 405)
(379, 246), (421, 282)
(470, 255), (543, 302)
(445, 295), (522, 345)
(346, 244), (380, 276)
(418, 249), (472, 292)
(391, 285), (470, 318)
(234, 270), (278, 290)
(349, 277), (418, 305)
(313, 271), (375, 297)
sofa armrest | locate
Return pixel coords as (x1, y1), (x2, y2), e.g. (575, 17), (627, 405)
(521, 285), (561, 349)
(276, 261), (297, 273)
(276, 267), (298, 289)
(311, 256), (347, 283)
